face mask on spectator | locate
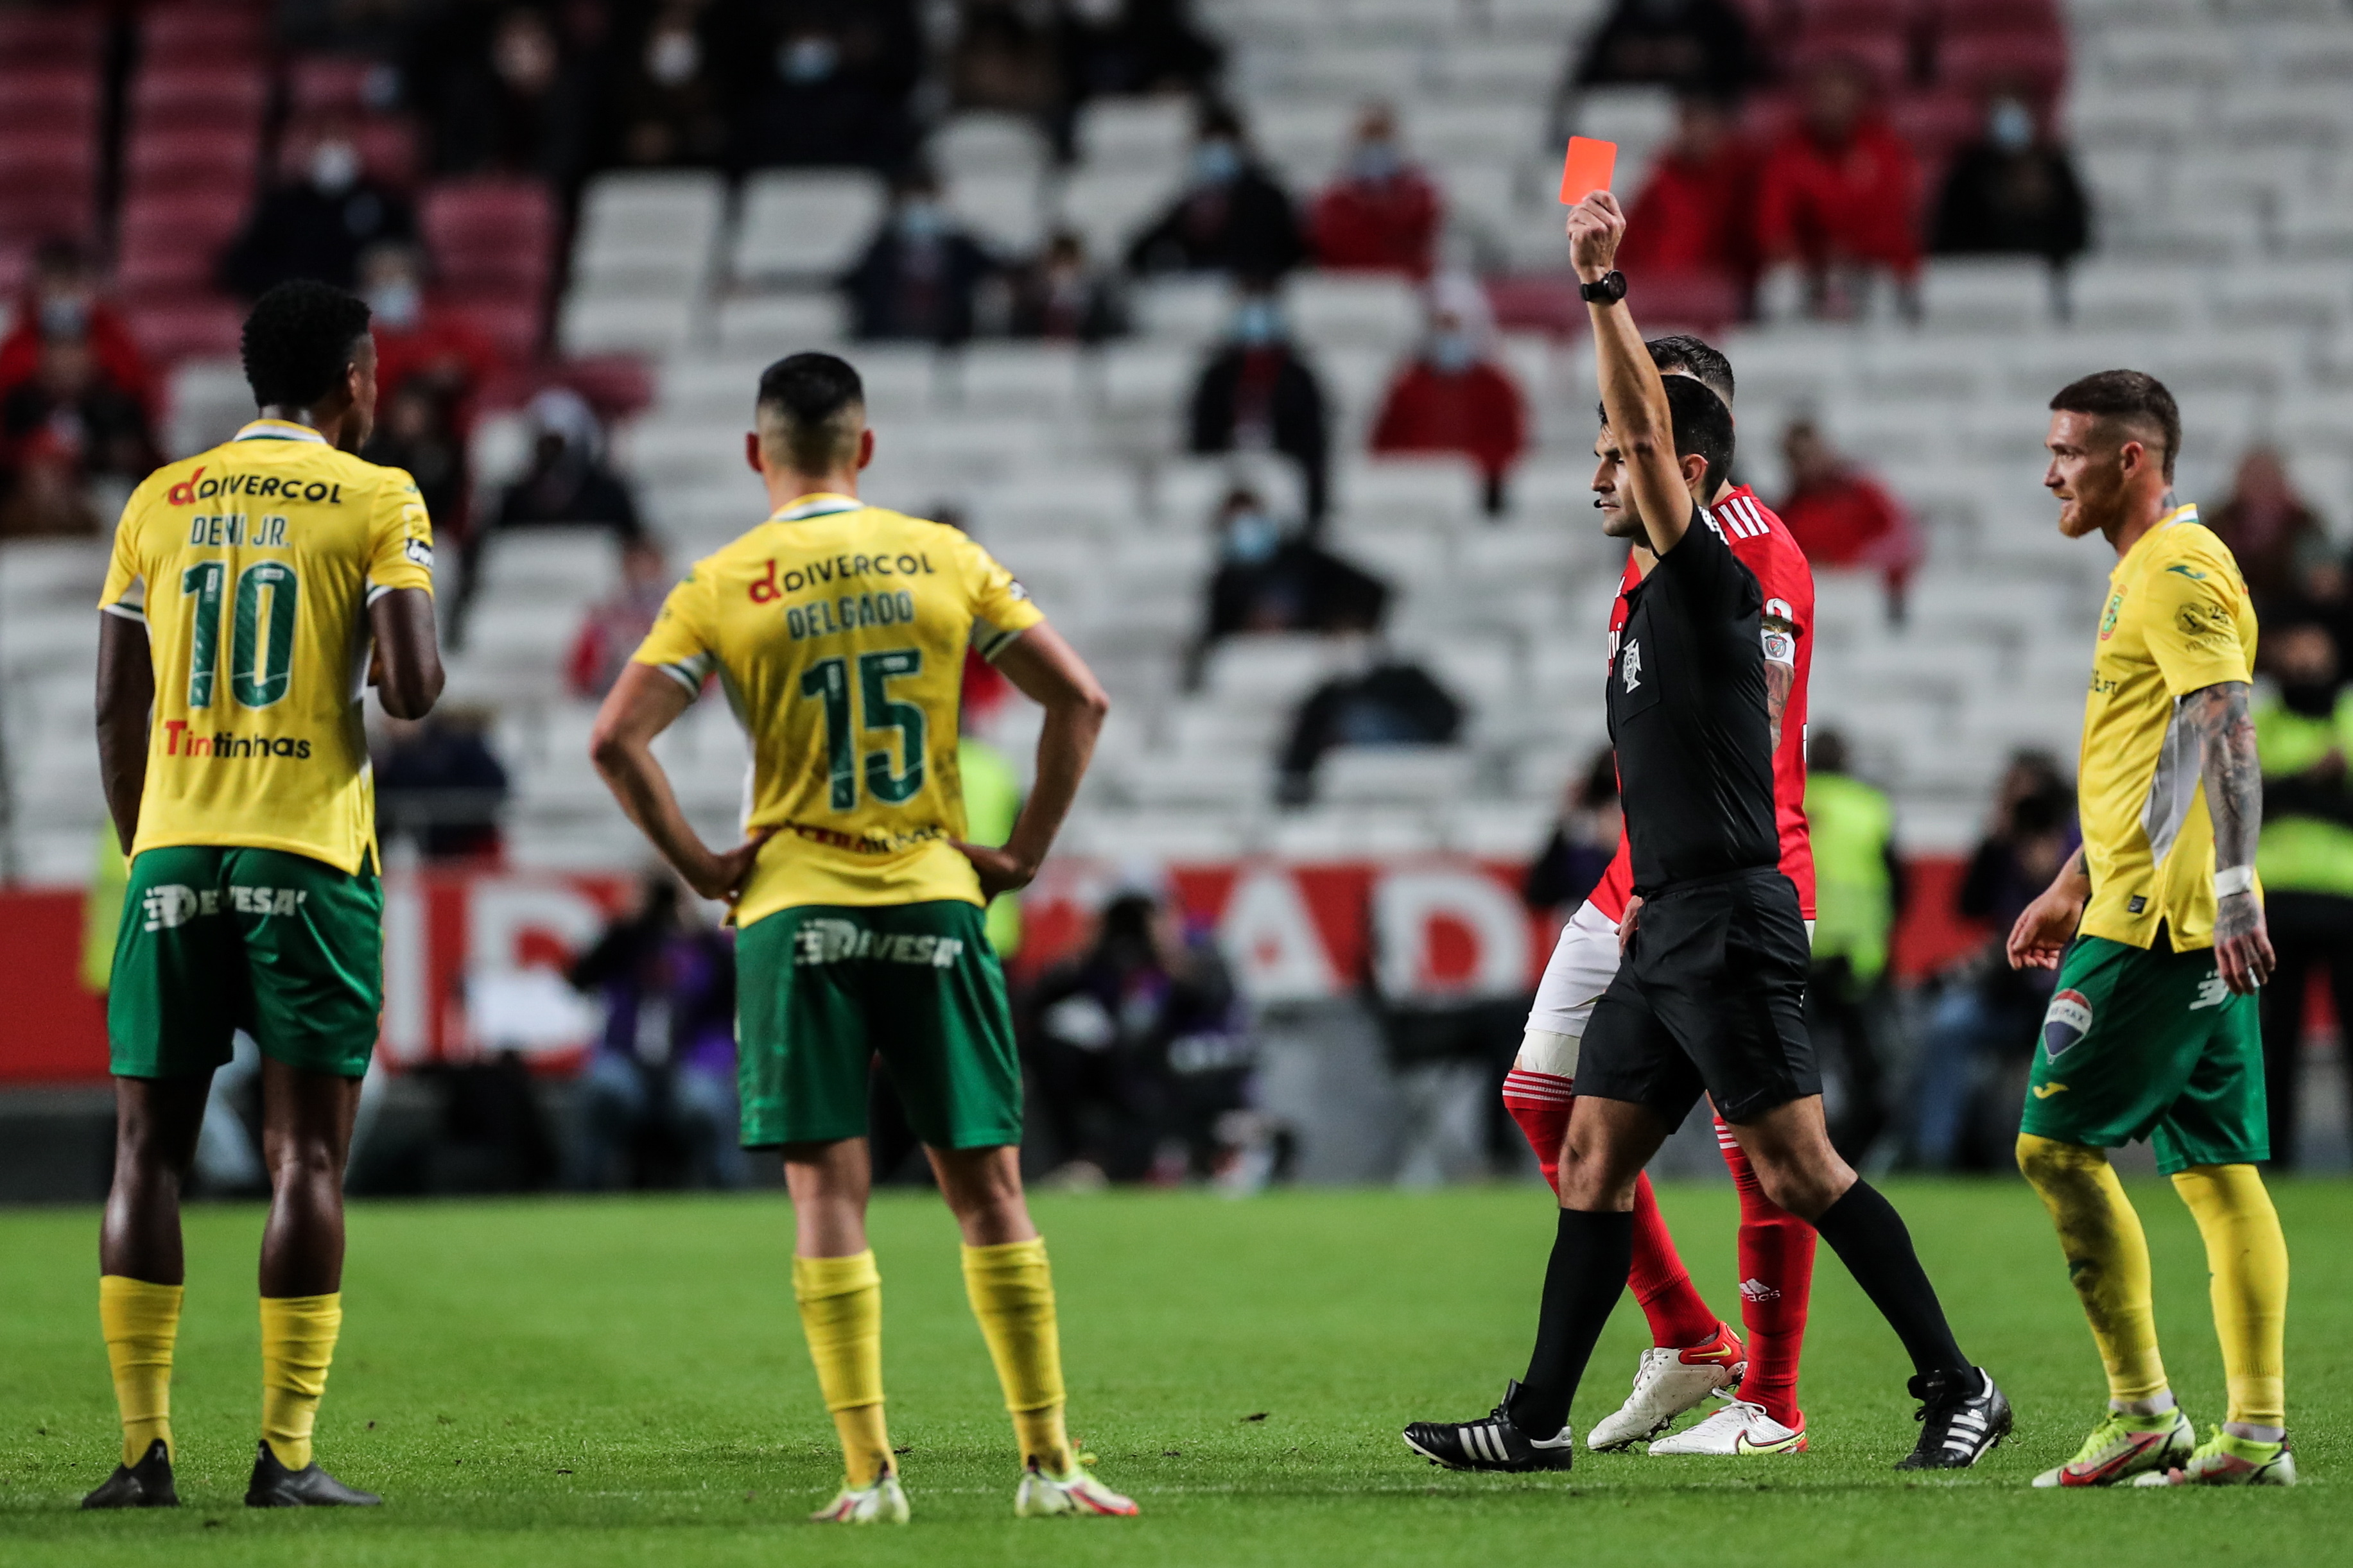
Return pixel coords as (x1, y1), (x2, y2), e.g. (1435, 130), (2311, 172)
(1428, 330), (1475, 374)
(369, 278), (422, 331)
(39, 296), (89, 338)
(1231, 300), (1282, 345)
(1224, 510), (1283, 564)
(311, 139), (361, 194)
(782, 34), (838, 83)
(1192, 139), (1242, 186)
(1348, 141), (1402, 183)
(1990, 98), (2035, 153)
(648, 28), (700, 87)
(898, 200), (946, 241)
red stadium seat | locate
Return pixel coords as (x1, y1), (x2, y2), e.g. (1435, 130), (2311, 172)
(0, 129), (97, 241)
(130, 65), (270, 130)
(1927, 0), (2060, 39)
(1788, 31), (1911, 92)
(422, 178), (559, 293)
(124, 294), (247, 365)
(117, 191), (252, 268)
(279, 112), (422, 189)
(123, 126), (263, 198)
(0, 67), (101, 135)
(1936, 32), (2069, 105)
(442, 298), (545, 362)
(143, 5), (268, 64)
(288, 55), (383, 116)
(0, 8), (103, 68)
(1889, 87), (1983, 168)
(1792, 0), (1912, 29)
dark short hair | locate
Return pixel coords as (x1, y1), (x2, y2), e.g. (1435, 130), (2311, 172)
(2050, 369), (2181, 482)
(756, 352), (865, 472)
(1647, 334), (1735, 405)
(1599, 374), (1738, 494)
(241, 280), (372, 409)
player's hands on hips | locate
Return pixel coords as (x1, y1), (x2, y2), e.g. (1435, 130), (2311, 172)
(1567, 190), (1626, 283)
(686, 831), (772, 903)
(2212, 890), (2275, 994)
(1617, 895), (1643, 955)
(2005, 884), (2084, 970)
(955, 841), (1037, 900)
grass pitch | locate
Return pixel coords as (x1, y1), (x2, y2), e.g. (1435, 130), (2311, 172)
(0, 1178), (2345, 1565)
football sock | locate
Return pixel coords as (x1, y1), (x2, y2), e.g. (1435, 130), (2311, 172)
(1627, 1172), (1721, 1350)
(961, 1238), (1073, 1474)
(259, 1293), (342, 1472)
(98, 1275), (182, 1466)
(1500, 1063), (1574, 1195)
(2171, 1163), (2288, 1433)
(1722, 1118), (1814, 1428)
(793, 1252), (892, 1488)
(1808, 1180), (1969, 1377)
(2015, 1135), (2167, 1405)
(1507, 1207), (1635, 1442)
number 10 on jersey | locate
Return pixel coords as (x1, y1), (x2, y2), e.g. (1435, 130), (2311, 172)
(181, 559), (299, 710)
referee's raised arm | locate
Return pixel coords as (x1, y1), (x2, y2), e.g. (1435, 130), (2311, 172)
(1568, 193), (1692, 557)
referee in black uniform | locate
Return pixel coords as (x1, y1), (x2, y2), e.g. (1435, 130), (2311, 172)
(1404, 193), (2010, 1474)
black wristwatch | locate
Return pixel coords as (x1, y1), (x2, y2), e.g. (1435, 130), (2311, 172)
(1579, 270), (1627, 304)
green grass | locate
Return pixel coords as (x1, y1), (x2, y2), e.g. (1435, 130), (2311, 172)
(0, 1178), (2345, 1565)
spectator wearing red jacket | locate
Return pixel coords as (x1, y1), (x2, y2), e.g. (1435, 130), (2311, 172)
(567, 538), (675, 699)
(0, 239), (154, 418)
(1308, 103), (1443, 279)
(1369, 280), (1528, 515)
(1619, 94), (1760, 295)
(1755, 56), (1921, 318)
(1777, 418), (1920, 622)
(361, 243), (503, 426)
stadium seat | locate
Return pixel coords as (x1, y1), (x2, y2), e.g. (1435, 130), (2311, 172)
(731, 169), (888, 284)
(124, 296), (245, 366)
(1285, 273), (1421, 349)
(945, 168), (1048, 255)
(931, 111), (1051, 180)
(1787, 31), (1911, 94)
(1337, 455), (1482, 527)
(1157, 453), (1308, 527)
(130, 66), (269, 131)
(163, 357), (255, 460)
(1439, 39), (1575, 96)
(473, 528), (624, 604)
(967, 464), (1143, 537)
(1129, 274), (1233, 344)
(0, 130), (97, 240)
(1073, 96), (1195, 174)
(1056, 167), (1178, 265)
(422, 178), (557, 292)
(558, 294), (699, 358)
(1937, 33), (2071, 103)
(573, 170), (725, 295)
(1283, 44), (1424, 99)
(946, 343), (1085, 415)
(1247, 99), (1357, 191)
(1319, 746), (1477, 807)
(123, 126), (261, 198)
(0, 6), (101, 65)
(1918, 257), (2058, 332)
(711, 292), (849, 358)
(0, 66), (99, 135)
(1569, 85), (1678, 169)
(143, 4), (266, 62)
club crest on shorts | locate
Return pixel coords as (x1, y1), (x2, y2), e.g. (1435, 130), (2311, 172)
(2042, 988), (2094, 1059)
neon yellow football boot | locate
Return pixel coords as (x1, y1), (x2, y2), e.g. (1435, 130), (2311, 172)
(2031, 1408), (2194, 1488)
(2131, 1427), (2297, 1487)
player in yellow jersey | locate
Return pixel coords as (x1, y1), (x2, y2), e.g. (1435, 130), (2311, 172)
(83, 281), (445, 1510)
(590, 353), (1136, 1524)
(2007, 371), (2293, 1489)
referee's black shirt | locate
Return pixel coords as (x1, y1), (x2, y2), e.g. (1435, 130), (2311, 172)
(1606, 503), (1779, 893)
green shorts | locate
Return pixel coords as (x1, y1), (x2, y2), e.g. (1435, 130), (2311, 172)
(109, 845), (383, 1080)
(2021, 934), (2267, 1174)
(735, 900), (1020, 1150)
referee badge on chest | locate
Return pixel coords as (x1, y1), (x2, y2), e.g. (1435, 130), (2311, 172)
(1620, 637), (1644, 693)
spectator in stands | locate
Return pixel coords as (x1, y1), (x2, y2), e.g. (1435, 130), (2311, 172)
(2251, 621), (2353, 1169)
(374, 709), (510, 861)
(1193, 485), (1389, 680)
(1776, 417), (1919, 622)
(1129, 105), (1303, 280)
(420, 4), (589, 184)
(363, 380), (468, 553)
(1058, 0), (1224, 101)
(1368, 276), (1529, 515)
(0, 331), (157, 538)
(1278, 638), (1464, 805)
(1025, 885), (1254, 1185)
(1308, 102), (1443, 280)
(1803, 728), (1900, 1160)
(458, 388), (646, 635)
(2208, 445), (2336, 618)
(1523, 747), (1622, 920)
(950, 0), (1064, 121)
(1186, 285), (1331, 526)
(607, 0), (736, 169)
(1619, 94), (1761, 297)
(568, 538), (677, 700)
(1909, 751), (2075, 1170)
(1755, 55), (1921, 319)
(1931, 87), (2090, 269)
(567, 872), (743, 1190)
(842, 170), (1000, 344)
(742, 0), (924, 169)
(220, 116), (419, 297)
(0, 239), (153, 417)
(1572, 0), (1755, 98)
(363, 243), (501, 428)
(1007, 229), (1127, 341)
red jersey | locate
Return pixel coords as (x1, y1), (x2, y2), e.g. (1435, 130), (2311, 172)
(1588, 486), (1816, 920)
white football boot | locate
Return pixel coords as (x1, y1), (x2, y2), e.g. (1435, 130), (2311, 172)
(808, 1472), (910, 1524)
(1649, 1396), (1807, 1456)
(1015, 1458), (1140, 1517)
(1586, 1325), (1747, 1451)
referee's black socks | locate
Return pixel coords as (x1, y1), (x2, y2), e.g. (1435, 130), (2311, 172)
(1508, 1208), (1635, 1442)
(1810, 1180), (1970, 1375)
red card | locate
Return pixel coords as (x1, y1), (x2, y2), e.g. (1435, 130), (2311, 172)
(1558, 136), (1617, 205)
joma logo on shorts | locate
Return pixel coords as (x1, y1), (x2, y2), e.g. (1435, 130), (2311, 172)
(794, 918), (965, 969)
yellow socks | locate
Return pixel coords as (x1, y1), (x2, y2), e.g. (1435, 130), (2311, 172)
(962, 1237), (1073, 1474)
(99, 1276), (183, 1466)
(2173, 1163), (2289, 1430)
(259, 1293), (342, 1472)
(2017, 1136), (2168, 1405)
(794, 1251), (893, 1488)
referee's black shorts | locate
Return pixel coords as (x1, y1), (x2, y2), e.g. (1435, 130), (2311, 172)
(1576, 866), (1818, 1126)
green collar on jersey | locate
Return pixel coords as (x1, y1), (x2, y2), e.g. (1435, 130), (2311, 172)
(234, 418), (329, 444)
(774, 492), (863, 521)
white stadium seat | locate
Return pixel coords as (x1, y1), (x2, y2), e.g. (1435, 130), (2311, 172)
(731, 170), (888, 284)
(930, 111), (1051, 180)
(1074, 96), (1194, 173)
(712, 292), (849, 358)
(1317, 746), (1477, 806)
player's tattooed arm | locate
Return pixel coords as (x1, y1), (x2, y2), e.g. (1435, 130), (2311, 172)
(95, 612), (155, 850)
(2189, 678), (2275, 994)
(1761, 614), (1797, 751)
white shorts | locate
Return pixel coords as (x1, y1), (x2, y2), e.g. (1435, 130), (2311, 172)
(1525, 900), (1623, 1049)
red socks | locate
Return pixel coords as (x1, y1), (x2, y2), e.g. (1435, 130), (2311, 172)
(1502, 1067), (1574, 1194)
(1627, 1171), (1721, 1350)
(1719, 1116), (1814, 1429)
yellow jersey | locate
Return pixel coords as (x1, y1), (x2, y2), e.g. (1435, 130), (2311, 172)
(2076, 504), (2258, 950)
(99, 419), (435, 874)
(632, 493), (1044, 927)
